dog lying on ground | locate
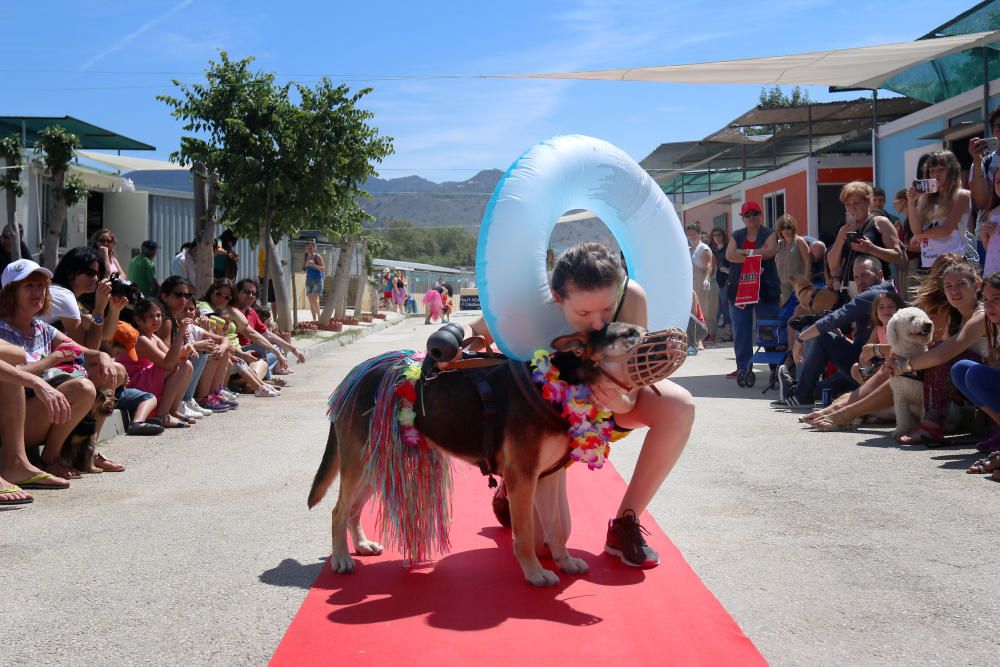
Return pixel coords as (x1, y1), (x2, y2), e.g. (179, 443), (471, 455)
(885, 307), (960, 437)
(62, 389), (117, 473)
(308, 322), (684, 586)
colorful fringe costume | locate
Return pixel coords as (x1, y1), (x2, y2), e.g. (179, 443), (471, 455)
(326, 350), (452, 564)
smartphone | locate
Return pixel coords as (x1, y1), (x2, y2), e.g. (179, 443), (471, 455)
(985, 137), (999, 154)
(912, 178), (939, 194)
(844, 231), (859, 246)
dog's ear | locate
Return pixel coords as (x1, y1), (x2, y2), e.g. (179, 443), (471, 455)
(551, 332), (589, 356)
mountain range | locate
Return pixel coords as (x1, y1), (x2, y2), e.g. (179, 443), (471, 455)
(359, 169), (503, 231)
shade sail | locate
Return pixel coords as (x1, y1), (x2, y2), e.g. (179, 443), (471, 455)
(0, 116), (154, 151)
(76, 150), (188, 172)
(493, 31), (1000, 90)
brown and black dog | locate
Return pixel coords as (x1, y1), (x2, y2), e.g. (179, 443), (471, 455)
(62, 389), (116, 474)
(308, 322), (649, 586)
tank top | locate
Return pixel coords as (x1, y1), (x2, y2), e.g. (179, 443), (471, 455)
(920, 201), (964, 268)
(776, 237), (807, 283)
(842, 215), (892, 282)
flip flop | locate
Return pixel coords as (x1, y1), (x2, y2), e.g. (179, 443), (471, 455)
(0, 486), (33, 505)
(12, 472), (69, 490)
(94, 453), (125, 472)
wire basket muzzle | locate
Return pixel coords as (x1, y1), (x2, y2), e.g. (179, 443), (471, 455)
(624, 327), (688, 388)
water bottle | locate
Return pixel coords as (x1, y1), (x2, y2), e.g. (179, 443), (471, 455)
(821, 388), (833, 408)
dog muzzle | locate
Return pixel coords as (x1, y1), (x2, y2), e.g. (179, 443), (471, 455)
(601, 327), (688, 392)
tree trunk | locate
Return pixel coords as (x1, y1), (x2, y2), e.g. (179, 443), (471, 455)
(192, 163), (216, 293)
(319, 236), (355, 324)
(352, 238), (369, 316)
(41, 168), (66, 269)
(5, 190), (19, 262)
(262, 213), (293, 331)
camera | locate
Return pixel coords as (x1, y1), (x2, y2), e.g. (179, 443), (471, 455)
(912, 178), (938, 194)
(109, 272), (141, 303)
(985, 137), (999, 154)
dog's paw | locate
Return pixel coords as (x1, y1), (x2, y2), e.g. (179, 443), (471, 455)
(355, 539), (384, 556)
(524, 568), (560, 587)
(329, 552), (356, 574)
(554, 555), (589, 575)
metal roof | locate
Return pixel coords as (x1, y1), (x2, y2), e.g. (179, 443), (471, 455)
(372, 258), (462, 274)
(0, 116), (155, 151)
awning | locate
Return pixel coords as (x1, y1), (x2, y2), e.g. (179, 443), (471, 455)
(492, 31), (1000, 90)
(0, 116), (155, 150)
(76, 150), (188, 172)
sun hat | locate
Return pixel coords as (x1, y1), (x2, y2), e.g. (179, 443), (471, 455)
(113, 321), (140, 361)
(1, 259), (53, 288)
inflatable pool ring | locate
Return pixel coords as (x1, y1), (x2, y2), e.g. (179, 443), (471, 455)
(477, 134), (692, 361)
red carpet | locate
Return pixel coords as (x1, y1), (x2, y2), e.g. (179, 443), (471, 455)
(272, 462), (764, 666)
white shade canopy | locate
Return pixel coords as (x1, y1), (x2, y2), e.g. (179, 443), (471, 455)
(76, 150), (188, 172)
(494, 31), (1000, 90)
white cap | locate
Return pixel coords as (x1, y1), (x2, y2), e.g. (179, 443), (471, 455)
(1, 259), (53, 288)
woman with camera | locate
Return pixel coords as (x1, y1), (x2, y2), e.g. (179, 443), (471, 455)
(907, 150), (971, 273)
(51, 246), (129, 350)
(827, 181), (901, 297)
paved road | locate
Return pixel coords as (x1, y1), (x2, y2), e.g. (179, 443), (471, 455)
(3, 313), (999, 665)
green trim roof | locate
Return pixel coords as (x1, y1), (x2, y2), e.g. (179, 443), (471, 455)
(0, 116), (154, 151)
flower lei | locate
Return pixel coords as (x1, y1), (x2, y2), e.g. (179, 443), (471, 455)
(530, 349), (613, 470)
(396, 354), (426, 447)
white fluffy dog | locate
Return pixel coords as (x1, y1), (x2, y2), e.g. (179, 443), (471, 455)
(886, 307), (936, 436)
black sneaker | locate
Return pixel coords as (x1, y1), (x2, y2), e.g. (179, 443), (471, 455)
(605, 510), (659, 568)
(770, 367), (802, 407)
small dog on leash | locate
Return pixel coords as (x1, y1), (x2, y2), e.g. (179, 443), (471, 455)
(62, 389), (117, 473)
(885, 307), (961, 437)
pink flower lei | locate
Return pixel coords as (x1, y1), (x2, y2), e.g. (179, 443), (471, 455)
(396, 354), (426, 448)
(530, 349), (612, 470)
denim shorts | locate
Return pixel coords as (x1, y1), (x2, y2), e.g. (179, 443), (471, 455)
(305, 279), (323, 295)
(116, 387), (155, 413)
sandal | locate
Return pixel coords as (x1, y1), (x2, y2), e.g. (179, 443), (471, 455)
(896, 423), (945, 446)
(93, 453), (125, 472)
(967, 451), (1000, 474)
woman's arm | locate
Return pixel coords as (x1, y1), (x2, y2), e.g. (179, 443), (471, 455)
(916, 191), (970, 240)
(796, 237), (811, 281)
(908, 310), (986, 371)
(907, 189), (924, 238)
(827, 226), (848, 280)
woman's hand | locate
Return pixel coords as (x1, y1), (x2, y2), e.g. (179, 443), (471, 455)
(28, 375), (72, 424)
(293, 347), (305, 364)
(906, 187), (920, 204)
(94, 279), (112, 314)
(589, 377), (636, 414)
(859, 344), (875, 367)
(792, 338), (805, 366)
(193, 338), (215, 352)
(108, 294), (128, 314)
(850, 235), (877, 254)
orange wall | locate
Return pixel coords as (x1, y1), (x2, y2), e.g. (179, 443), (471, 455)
(745, 171), (808, 234)
(817, 166), (873, 184)
(683, 200), (733, 233)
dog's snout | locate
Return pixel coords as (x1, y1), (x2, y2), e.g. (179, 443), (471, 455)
(921, 323), (932, 334)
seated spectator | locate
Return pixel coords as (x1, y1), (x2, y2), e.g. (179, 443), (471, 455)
(51, 246), (128, 350)
(0, 342), (74, 501)
(233, 279), (304, 376)
(0, 259), (123, 480)
(804, 291), (904, 429)
(116, 298), (194, 429)
(0, 224), (31, 266)
(108, 323), (163, 436)
(800, 235), (828, 287)
(827, 182), (901, 297)
(181, 300), (238, 411)
(127, 240), (160, 298)
(773, 254), (894, 407)
(200, 279), (276, 397)
(952, 271), (1000, 459)
(890, 256), (986, 445)
(90, 229), (125, 278)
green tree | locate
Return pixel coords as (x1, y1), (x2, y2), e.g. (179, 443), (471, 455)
(35, 126), (87, 269)
(373, 220), (476, 267)
(158, 52), (393, 328)
(743, 85), (813, 137)
(0, 135), (23, 260)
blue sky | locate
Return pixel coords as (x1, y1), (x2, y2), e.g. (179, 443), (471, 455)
(0, 0), (969, 183)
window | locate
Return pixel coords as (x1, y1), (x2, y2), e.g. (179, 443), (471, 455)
(712, 213), (727, 231)
(763, 191), (785, 228)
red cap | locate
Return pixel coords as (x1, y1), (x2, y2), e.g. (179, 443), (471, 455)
(741, 201), (762, 216)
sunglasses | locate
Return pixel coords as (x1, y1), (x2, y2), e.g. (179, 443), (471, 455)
(742, 211), (761, 218)
(214, 290), (232, 300)
(98, 238), (112, 244)
(240, 289), (257, 297)
(172, 291), (195, 300)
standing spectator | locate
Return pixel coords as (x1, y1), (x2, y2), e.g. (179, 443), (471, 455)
(828, 182), (901, 296)
(709, 228), (731, 341)
(968, 106), (1000, 212)
(214, 229), (239, 280)
(171, 242), (198, 287)
(381, 270), (393, 310)
(774, 214), (810, 304)
(870, 187), (897, 223)
(726, 201), (780, 382)
(303, 239), (325, 322)
(391, 271), (408, 315)
(0, 224), (31, 266)
(907, 151), (971, 272)
(977, 167), (1000, 279)
(893, 188), (920, 299)
(90, 229), (124, 277)
(686, 224), (715, 344)
(127, 240), (159, 298)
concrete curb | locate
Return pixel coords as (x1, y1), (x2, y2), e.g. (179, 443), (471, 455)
(96, 313), (407, 443)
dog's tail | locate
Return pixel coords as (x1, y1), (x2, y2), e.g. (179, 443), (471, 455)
(307, 422), (340, 509)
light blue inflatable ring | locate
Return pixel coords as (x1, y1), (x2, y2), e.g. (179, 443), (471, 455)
(477, 134), (692, 361)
